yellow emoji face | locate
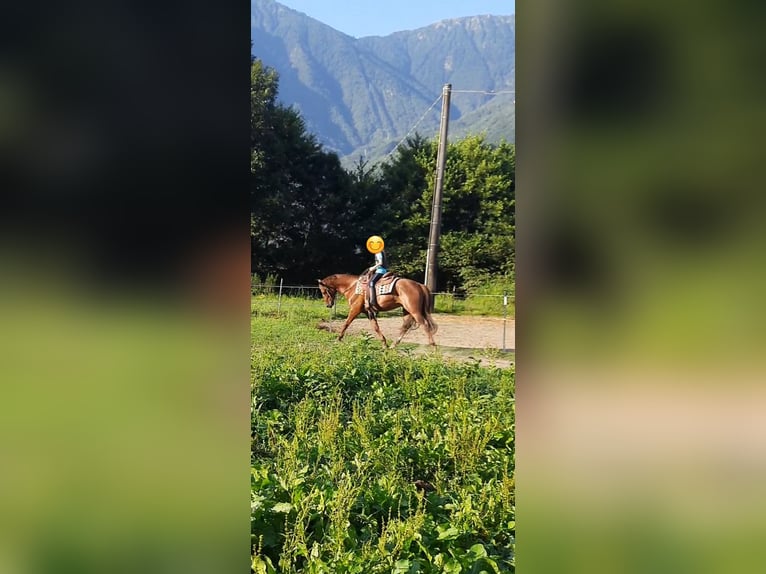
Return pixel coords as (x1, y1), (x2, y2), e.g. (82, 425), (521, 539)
(366, 235), (385, 254)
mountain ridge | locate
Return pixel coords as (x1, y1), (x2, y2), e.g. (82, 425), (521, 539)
(251, 0), (515, 165)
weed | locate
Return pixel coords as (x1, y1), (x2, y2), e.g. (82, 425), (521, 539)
(252, 313), (515, 572)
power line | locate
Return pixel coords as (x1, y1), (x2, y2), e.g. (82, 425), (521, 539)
(382, 88), (515, 161)
(384, 94), (442, 160)
(451, 89), (515, 95)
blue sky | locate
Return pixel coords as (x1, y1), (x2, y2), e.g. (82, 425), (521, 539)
(273, 0), (515, 38)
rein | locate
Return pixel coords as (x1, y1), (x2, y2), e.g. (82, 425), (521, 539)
(319, 279), (356, 302)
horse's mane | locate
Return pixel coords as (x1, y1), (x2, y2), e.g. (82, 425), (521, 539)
(321, 273), (358, 283)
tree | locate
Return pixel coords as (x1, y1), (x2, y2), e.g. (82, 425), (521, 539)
(371, 134), (515, 291)
(250, 58), (368, 281)
(250, 57), (514, 289)
(368, 135), (434, 279)
(437, 136), (515, 289)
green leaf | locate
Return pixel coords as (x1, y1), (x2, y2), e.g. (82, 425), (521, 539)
(437, 524), (461, 540)
(271, 502), (293, 513)
(481, 557), (502, 574)
(393, 559), (412, 573)
(469, 543), (487, 559)
(415, 539), (433, 561)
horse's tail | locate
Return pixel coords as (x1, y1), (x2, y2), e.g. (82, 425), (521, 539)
(419, 283), (438, 335)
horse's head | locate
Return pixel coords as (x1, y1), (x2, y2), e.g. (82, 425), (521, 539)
(317, 279), (336, 308)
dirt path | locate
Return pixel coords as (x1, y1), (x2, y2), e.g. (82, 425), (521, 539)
(319, 313), (515, 368)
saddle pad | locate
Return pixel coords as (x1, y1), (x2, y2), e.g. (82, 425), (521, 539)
(377, 278), (398, 296)
(355, 276), (399, 296)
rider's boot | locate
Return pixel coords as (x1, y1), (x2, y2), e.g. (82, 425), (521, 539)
(366, 287), (377, 317)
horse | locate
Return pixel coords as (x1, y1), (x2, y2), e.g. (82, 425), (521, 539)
(317, 273), (438, 348)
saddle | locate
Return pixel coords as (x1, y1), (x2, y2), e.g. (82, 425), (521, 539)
(355, 272), (399, 297)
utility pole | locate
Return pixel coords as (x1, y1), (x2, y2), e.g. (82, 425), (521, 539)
(424, 83), (451, 300)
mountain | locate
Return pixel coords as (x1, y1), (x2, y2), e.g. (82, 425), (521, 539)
(251, 0), (515, 165)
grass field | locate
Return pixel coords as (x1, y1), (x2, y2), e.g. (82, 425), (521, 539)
(251, 310), (515, 573)
(251, 283), (514, 319)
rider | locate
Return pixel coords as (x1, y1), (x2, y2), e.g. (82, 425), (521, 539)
(366, 248), (387, 314)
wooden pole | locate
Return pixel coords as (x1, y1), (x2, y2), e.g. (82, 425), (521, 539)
(502, 292), (508, 351)
(424, 83), (452, 300)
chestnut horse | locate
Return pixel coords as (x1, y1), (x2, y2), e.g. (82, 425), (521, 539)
(317, 273), (438, 347)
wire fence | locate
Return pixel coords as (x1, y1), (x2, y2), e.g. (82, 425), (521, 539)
(252, 278), (514, 351)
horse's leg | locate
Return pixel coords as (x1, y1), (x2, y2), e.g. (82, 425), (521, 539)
(396, 286), (437, 347)
(406, 310), (434, 345)
(337, 303), (363, 341)
(393, 314), (416, 347)
(367, 314), (389, 348)
(424, 318), (436, 346)
(408, 312), (436, 346)
(419, 308), (437, 347)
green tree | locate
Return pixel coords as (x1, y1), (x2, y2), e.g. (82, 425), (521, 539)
(251, 58), (368, 282)
(250, 58), (514, 289)
(368, 135), (434, 280)
(437, 136), (515, 289)
(371, 135), (515, 291)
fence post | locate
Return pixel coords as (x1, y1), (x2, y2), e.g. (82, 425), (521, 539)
(502, 292), (508, 351)
(277, 278), (284, 314)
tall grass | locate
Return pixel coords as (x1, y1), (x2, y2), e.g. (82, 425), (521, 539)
(251, 293), (332, 322)
(252, 315), (515, 573)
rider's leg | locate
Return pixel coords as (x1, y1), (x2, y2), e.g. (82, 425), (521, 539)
(368, 274), (378, 309)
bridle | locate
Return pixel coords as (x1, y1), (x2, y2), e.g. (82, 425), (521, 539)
(318, 279), (356, 305)
(318, 281), (337, 305)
